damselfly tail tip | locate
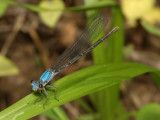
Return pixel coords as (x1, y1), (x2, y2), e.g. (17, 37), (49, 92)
(114, 26), (119, 31)
(109, 26), (119, 35)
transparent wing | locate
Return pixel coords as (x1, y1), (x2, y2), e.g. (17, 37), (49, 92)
(50, 15), (108, 72)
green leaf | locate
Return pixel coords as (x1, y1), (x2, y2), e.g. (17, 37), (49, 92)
(4, 1), (117, 12)
(85, 2), (107, 110)
(38, 0), (65, 28)
(0, 0), (16, 5)
(76, 99), (94, 113)
(21, 4), (49, 12)
(123, 44), (134, 58)
(116, 102), (137, 120)
(44, 107), (69, 120)
(141, 21), (160, 36)
(0, 1), (8, 17)
(151, 72), (160, 87)
(0, 54), (19, 76)
(77, 113), (99, 120)
(102, 6), (124, 120)
(137, 103), (160, 120)
(67, 1), (117, 12)
(0, 62), (159, 119)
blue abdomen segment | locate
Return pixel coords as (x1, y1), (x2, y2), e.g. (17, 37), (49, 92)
(40, 69), (53, 83)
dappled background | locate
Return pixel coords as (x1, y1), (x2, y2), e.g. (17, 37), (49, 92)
(0, 0), (160, 120)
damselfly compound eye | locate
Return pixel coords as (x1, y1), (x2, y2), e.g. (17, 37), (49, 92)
(39, 84), (43, 88)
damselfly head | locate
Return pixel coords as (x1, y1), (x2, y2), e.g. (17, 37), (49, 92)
(31, 80), (39, 92)
(39, 84), (43, 89)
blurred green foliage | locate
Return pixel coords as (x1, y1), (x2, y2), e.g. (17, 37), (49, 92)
(0, 54), (19, 76)
(137, 103), (160, 120)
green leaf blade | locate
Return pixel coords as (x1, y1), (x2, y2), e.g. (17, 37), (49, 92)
(0, 55), (19, 76)
(44, 107), (69, 120)
(0, 62), (159, 119)
(141, 21), (160, 36)
(137, 103), (160, 120)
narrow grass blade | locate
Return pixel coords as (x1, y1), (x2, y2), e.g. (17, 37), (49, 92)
(0, 62), (159, 120)
(102, 6), (124, 120)
(44, 107), (69, 120)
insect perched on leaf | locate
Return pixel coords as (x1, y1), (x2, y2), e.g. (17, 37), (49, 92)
(31, 15), (119, 108)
